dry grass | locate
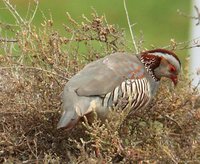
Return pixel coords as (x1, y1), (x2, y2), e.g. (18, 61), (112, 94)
(0, 1), (200, 163)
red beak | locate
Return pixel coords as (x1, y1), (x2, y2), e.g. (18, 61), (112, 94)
(171, 75), (178, 86)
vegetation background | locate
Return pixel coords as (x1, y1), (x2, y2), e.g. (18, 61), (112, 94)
(0, 0), (190, 48)
(1, 0), (200, 163)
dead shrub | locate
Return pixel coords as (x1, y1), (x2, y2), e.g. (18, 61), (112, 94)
(0, 1), (200, 163)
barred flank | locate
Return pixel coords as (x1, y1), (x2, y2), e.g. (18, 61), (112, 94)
(102, 78), (151, 111)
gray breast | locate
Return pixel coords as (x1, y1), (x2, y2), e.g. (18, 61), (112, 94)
(101, 78), (152, 112)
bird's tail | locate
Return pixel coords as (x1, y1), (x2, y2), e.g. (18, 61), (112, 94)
(57, 109), (79, 130)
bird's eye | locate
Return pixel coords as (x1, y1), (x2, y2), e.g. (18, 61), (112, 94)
(169, 65), (176, 72)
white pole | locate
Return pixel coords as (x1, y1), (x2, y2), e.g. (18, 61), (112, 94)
(190, 0), (200, 89)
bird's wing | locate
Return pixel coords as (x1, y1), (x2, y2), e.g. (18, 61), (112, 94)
(68, 53), (146, 96)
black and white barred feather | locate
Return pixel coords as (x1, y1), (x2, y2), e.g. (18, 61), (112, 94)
(102, 78), (151, 111)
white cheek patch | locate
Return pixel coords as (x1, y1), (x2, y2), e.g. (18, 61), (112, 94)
(153, 52), (181, 71)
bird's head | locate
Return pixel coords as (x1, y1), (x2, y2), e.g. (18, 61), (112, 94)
(140, 49), (181, 86)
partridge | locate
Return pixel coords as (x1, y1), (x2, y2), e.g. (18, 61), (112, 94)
(57, 49), (181, 130)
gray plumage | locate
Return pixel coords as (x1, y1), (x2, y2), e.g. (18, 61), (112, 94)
(57, 50), (181, 130)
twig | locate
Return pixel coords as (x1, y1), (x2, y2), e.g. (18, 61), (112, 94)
(0, 66), (69, 80)
(27, 139), (39, 160)
(158, 144), (179, 164)
(0, 110), (57, 115)
(123, 0), (138, 53)
(66, 12), (79, 26)
(177, 5), (200, 26)
(3, 0), (25, 25)
(82, 14), (92, 23)
(194, 5), (200, 25)
(164, 115), (182, 130)
(162, 36), (200, 51)
(0, 37), (18, 43)
(29, 0), (39, 24)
